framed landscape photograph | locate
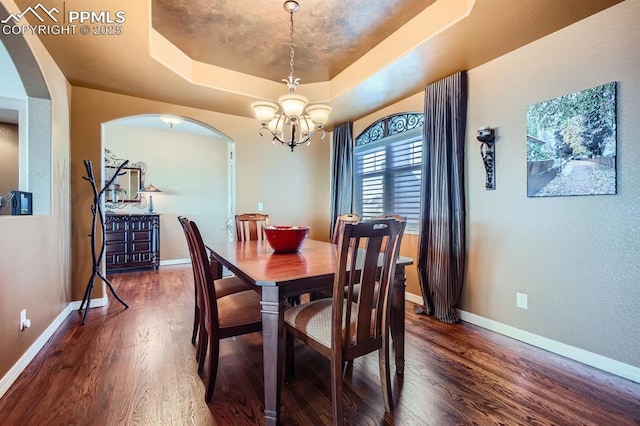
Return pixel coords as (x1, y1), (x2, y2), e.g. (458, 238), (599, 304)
(526, 82), (617, 197)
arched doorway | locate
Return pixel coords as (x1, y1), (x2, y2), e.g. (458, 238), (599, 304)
(102, 114), (236, 269)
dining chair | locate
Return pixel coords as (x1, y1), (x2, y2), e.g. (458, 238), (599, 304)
(177, 217), (253, 347)
(184, 218), (263, 402)
(235, 213), (270, 241)
(203, 213), (269, 276)
(331, 213), (360, 244)
(284, 218), (405, 423)
(349, 214), (407, 302)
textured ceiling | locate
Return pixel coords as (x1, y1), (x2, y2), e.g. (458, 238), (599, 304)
(151, 0), (437, 83)
(6, 0), (625, 128)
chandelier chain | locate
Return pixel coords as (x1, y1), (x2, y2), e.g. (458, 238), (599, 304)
(288, 9), (295, 80)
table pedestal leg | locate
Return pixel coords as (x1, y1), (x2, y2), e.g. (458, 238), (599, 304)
(208, 252), (223, 279)
(261, 286), (285, 425)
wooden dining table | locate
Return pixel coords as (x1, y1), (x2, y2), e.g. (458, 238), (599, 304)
(207, 238), (413, 426)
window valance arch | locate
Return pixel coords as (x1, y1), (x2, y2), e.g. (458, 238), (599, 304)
(356, 112), (424, 146)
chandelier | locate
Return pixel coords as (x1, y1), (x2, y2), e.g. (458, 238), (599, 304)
(251, 1), (332, 152)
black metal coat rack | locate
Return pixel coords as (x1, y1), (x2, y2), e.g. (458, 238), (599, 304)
(78, 160), (129, 324)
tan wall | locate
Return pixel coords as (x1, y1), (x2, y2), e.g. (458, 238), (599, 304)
(463, 1), (639, 367)
(357, 1), (640, 368)
(105, 123), (230, 262)
(0, 0), (71, 380)
(71, 87), (332, 300)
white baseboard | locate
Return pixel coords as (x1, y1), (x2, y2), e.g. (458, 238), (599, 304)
(160, 258), (190, 266)
(405, 291), (423, 305)
(404, 293), (639, 383)
(68, 294), (109, 310)
(457, 309), (640, 384)
(0, 296), (108, 400)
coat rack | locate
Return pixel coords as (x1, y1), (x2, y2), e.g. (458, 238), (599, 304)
(78, 160), (129, 325)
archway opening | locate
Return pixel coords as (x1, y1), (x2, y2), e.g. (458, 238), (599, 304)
(101, 114), (236, 270)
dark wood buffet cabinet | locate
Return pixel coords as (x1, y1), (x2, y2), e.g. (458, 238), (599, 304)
(105, 213), (160, 273)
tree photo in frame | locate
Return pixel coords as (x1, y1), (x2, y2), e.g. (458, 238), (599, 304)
(526, 82), (617, 197)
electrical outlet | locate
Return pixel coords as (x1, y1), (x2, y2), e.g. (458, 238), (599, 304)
(516, 292), (528, 309)
(257, 202), (264, 212)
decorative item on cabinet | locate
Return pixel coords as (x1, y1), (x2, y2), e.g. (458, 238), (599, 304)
(105, 213), (160, 273)
(139, 184), (162, 213)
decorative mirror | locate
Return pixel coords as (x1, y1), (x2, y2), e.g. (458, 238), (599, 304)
(105, 166), (141, 202)
(104, 148), (147, 210)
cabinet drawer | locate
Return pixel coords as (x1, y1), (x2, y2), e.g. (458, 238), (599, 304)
(131, 241), (151, 253)
(131, 230), (151, 242)
(105, 231), (126, 243)
(106, 242), (126, 254)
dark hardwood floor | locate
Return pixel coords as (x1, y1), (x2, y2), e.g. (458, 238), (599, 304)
(0, 265), (638, 425)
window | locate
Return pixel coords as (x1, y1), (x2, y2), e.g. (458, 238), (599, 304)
(354, 113), (424, 232)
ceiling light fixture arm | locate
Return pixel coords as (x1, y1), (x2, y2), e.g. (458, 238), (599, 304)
(258, 116), (327, 152)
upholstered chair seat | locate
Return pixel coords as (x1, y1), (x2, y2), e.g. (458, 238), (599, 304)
(217, 289), (263, 329)
(285, 299), (361, 348)
(215, 276), (253, 299)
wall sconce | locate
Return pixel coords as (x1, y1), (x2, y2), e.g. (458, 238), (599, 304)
(477, 127), (495, 190)
(140, 184), (162, 213)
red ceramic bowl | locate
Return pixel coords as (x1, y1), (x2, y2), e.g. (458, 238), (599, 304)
(264, 226), (310, 253)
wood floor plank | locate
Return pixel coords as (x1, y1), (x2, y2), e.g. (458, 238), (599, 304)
(0, 265), (638, 425)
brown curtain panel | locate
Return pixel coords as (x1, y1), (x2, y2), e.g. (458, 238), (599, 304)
(416, 71), (468, 324)
(329, 122), (354, 240)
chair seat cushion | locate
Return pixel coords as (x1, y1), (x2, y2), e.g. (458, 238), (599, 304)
(214, 276), (251, 299)
(284, 299), (358, 348)
(217, 289), (262, 329)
